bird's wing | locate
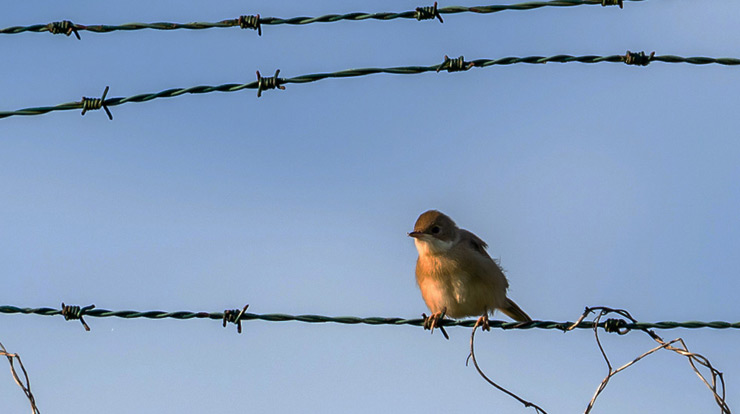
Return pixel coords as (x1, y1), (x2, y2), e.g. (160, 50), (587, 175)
(458, 229), (490, 258)
(454, 229), (509, 290)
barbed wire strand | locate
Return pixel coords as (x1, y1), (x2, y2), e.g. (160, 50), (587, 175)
(2, 305), (734, 412)
(0, 0), (641, 38)
(567, 307), (730, 414)
(467, 318), (548, 413)
(2, 52), (740, 121)
(1, 304), (739, 332)
(0, 342), (40, 414)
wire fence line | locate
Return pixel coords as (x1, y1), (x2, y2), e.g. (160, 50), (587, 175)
(3, 305), (734, 413)
(1, 0), (639, 39)
(2, 52), (739, 121)
(2, 304), (739, 332)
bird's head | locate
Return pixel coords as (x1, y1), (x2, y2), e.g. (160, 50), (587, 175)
(408, 210), (458, 255)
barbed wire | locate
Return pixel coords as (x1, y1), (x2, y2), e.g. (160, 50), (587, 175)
(1, 304), (739, 332)
(2, 52), (739, 121)
(0, 0), (639, 39)
(3, 305), (734, 412)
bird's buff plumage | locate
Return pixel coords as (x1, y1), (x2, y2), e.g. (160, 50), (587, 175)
(410, 210), (531, 322)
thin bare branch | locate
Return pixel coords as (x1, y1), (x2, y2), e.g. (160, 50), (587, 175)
(467, 320), (547, 414)
(576, 307), (730, 414)
(0, 342), (40, 414)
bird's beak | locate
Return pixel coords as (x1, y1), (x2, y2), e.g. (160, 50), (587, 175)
(408, 231), (423, 238)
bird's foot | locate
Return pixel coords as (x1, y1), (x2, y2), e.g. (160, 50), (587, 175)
(422, 310), (443, 331)
(476, 314), (491, 332)
(422, 308), (449, 340)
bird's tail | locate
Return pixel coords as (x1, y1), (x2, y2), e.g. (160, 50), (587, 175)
(500, 298), (532, 322)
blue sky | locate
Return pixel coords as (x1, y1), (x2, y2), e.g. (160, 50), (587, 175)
(1, 1), (739, 413)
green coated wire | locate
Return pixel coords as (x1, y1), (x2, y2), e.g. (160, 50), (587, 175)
(1, 53), (739, 120)
(1, 0), (640, 37)
(1, 305), (739, 331)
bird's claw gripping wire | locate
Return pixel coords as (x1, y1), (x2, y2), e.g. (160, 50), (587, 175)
(476, 314), (491, 332)
(422, 307), (449, 339)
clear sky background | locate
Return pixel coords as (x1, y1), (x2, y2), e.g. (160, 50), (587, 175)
(1, 1), (739, 413)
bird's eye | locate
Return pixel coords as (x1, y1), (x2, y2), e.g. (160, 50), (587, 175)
(431, 226), (440, 234)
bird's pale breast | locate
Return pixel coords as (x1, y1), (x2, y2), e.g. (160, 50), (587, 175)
(416, 253), (507, 318)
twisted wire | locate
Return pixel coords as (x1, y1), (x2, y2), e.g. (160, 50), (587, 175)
(1, 53), (738, 120)
(1, 305), (738, 331)
(1, 0), (643, 36)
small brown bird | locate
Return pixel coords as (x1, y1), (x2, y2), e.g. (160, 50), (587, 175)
(409, 210), (531, 338)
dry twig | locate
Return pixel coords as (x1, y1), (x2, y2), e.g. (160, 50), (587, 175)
(467, 319), (547, 413)
(0, 342), (40, 414)
(569, 307), (730, 414)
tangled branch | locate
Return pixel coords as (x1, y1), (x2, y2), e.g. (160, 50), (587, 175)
(568, 307), (730, 414)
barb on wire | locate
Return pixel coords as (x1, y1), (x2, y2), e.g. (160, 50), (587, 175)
(2, 52), (739, 121)
(80, 86), (113, 120)
(0, 0), (640, 37)
(568, 307), (730, 414)
(416, 2), (444, 23)
(601, 0), (623, 8)
(223, 304), (250, 334)
(1, 342), (40, 414)
(60, 303), (95, 331)
(437, 55), (475, 72)
(467, 319), (547, 413)
(623, 50), (655, 66)
(237, 15), (261, 35)
(46, 20), (80, 39)
(256, 70), (285, 97)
